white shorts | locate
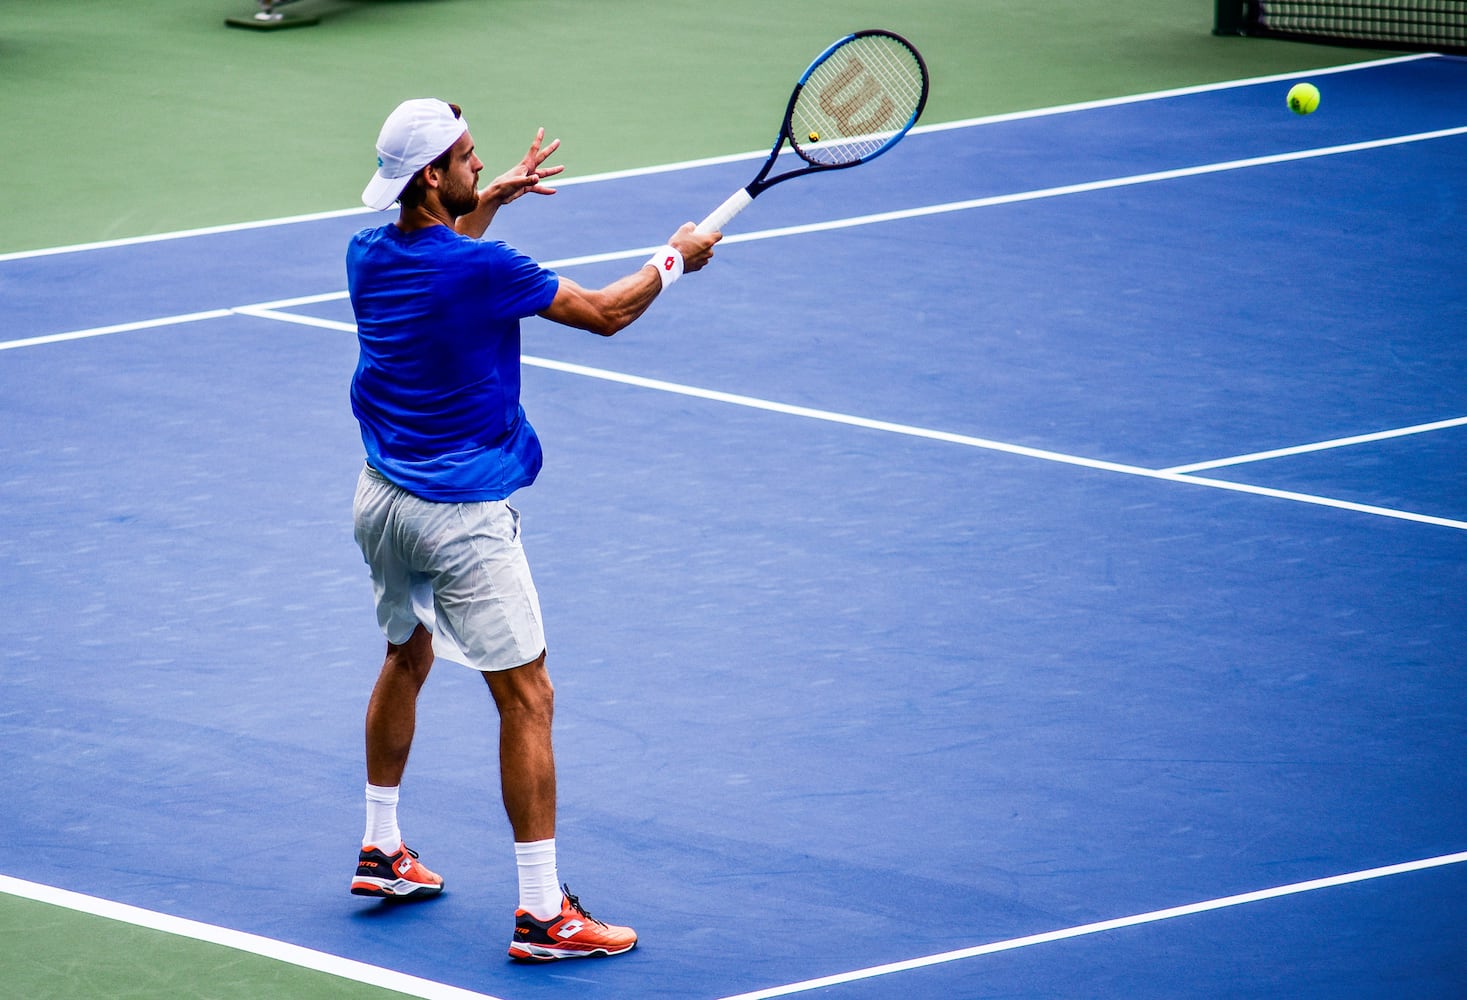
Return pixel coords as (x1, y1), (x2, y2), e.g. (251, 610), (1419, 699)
(352, 465), (546, 672)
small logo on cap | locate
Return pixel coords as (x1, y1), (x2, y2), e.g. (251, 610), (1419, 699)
(377, 156), (384, 168)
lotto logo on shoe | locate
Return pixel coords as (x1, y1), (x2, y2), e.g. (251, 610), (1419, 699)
(351, 845), (442, 899)
(556, 920), (585, 939)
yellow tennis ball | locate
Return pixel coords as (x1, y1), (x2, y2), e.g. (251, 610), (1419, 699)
(1287, 82), (1320, 115)
(808, 131), (820, 142)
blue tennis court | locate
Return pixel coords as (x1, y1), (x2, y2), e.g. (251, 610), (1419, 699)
(2, 54), (1465, 999)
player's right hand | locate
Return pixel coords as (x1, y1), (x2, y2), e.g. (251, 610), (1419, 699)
(669, 222), (720, 273)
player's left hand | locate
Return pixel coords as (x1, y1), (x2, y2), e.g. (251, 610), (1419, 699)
(485, 128), (563, 207)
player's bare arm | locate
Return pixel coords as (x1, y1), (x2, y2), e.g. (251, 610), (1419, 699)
(539, 223), (720, 337)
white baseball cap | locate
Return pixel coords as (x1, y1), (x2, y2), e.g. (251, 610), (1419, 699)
(361, 99), (469, 211)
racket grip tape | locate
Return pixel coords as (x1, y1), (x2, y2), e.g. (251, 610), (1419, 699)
(696, 188), (753, 234)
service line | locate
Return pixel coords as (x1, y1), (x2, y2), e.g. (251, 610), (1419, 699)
(715, 849), (1467, 1000)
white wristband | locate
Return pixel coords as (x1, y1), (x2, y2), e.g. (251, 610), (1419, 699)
(645, 245), (684, 290)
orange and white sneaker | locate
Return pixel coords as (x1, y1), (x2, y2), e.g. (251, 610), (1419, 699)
(350, 844), (444, 899)
(508, 885), (637, 962)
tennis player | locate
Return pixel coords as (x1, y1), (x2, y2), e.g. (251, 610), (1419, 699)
(345, 98), (719, 962)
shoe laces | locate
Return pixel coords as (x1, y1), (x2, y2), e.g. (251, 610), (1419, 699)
(561, 884), (606, 927)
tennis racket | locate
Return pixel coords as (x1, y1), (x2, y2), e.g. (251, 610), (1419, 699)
(696, 29), (929, 234)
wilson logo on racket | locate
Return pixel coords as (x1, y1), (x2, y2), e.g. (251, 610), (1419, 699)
(817, 57), (898, 135)
(693, 29), (928, 236)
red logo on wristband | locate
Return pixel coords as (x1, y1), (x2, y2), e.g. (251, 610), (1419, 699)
(663, 255), (676, 271)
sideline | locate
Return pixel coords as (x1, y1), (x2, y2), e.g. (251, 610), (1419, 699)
(0, 874), (505, 1000)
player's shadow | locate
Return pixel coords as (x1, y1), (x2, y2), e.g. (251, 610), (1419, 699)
(349, 891), (449, 921)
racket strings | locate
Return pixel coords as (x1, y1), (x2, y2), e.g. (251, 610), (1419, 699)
(790, 35), (925, 166)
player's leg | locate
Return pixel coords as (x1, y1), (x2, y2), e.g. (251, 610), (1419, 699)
(366, 623), (434, 788)
(349, 466), (444, 899)
(483, 650), (556, 842)
(351, 624), (445, 898)
(487, 654), (636, 961)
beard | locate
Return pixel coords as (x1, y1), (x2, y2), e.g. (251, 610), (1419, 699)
(440, 173), (480, 218)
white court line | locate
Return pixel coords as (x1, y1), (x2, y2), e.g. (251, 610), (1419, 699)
(910, 53), (1436, 136)
(7, 849), (1465, 1000)
(6, 850), (1466, 1000)
(184, 308), (1467, 533)
(231, 304), (357, 332)
(197, 122), (1467, 273)
(4, 112), (1463, 530)
(8, 113), (1467, 353)
(0, 54), (1435, 264)
(18, 293), (1452, 532)
(518, 357), (1467, 533)
(0, 309), (235, 352)
(9, 117), (1465, 354)
(713, 849), (1467, 1000)
(0, 54), (1459, 996)
(706, 124), (1467, 247)
(0, 874), (504, 1000)
(1162, 415), (1467, 473)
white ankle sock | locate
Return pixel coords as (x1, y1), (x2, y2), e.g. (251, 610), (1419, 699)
(363, 783), (401, 853)
(514, 839), (562, 920)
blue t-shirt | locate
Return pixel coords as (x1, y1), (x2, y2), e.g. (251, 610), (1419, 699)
(346, 224), (560, 502)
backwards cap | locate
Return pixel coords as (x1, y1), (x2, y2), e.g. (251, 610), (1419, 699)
(361, 98), (469, 211)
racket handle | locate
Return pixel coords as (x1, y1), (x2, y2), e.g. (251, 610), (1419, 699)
(696, 188), (753, 234)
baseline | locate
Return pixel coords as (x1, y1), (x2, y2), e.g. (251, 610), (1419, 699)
(0, 54), (1436, 264)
